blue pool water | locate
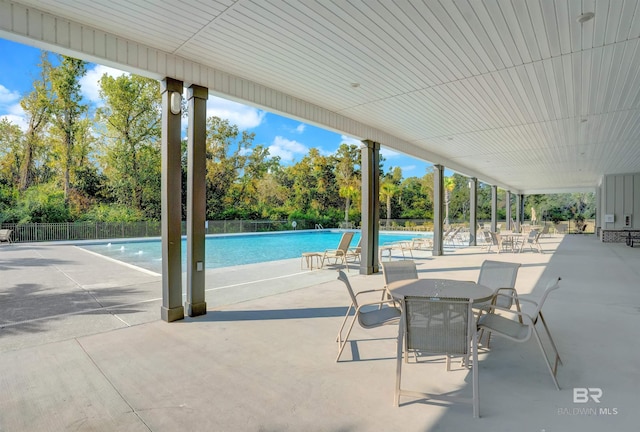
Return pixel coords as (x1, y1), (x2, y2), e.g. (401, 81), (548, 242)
(80, 230), (431, 273)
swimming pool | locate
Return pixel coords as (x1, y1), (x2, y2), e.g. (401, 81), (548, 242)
(79, 230), (431, 273)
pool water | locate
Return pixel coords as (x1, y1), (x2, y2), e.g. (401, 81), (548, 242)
(80, 230), (431, 273)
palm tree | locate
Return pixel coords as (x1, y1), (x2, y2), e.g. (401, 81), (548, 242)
(339, 180), (360, 225)
(444, 176), (456, 227)
(380, 180), (399, 228)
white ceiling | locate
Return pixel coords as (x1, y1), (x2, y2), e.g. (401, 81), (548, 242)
(4, 0), (640, 194)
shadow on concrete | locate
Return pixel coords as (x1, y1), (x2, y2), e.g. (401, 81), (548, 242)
(0, 256), (72, 270)
(188, 306), (351, 322)
(0, 282), (147, 336)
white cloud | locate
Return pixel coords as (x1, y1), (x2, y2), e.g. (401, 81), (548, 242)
(340, 134), (361, 146)
(80, 64), (129, 103)
(268, 136), (308, 162)
(0, 113), (28, 130)
(295, 123), (306, 133)
(0, 84), (21, 105)
(206, 95), (265, 129)
(380, 147), (400, 159)
(0, 102), (28, 130)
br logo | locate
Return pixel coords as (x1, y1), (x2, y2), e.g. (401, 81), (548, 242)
(573, 388), (603, 403)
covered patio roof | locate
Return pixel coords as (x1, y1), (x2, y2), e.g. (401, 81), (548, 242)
(3, 0), (640, 193)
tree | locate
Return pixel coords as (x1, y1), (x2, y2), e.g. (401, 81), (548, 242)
(443, 176), (456, 226)
(0, 119), (24, 187)
(96, 74), (161, 217)
(19, 53), (52, 191)
(334, 143), (360, 223)
(205, 116), (257, 219)
(49, 56), (88, 202)
(380, 166), (402, 226)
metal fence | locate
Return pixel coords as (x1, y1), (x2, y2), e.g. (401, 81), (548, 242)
(0, 219), (315, 243)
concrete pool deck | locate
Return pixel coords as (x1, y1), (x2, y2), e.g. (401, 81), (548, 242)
(0, 235), (639, 431)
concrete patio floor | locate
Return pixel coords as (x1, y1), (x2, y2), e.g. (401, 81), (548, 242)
(0, 234), (638, 431)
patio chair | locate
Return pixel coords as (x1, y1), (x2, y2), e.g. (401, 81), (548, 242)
(488, 232), (513, 253)
(480, 230), (492, 250)
(395, 296), (479, 417)
(335, 271), (401, 361)
(477, 260), (521, 307)
(540, 224), (551, 238)
(444, 227), (462, 247)
(477, 277), (563, 390)
(381, 260), (418, 295)
(555, 223), (568, 235)
(345, 237), (362, 264)
(0, 229), (13, 243)
(319, 232), (354, 269)
(525, 229), (543, 253)
(410, 237), (433, 251)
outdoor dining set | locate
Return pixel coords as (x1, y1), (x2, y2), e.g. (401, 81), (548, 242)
(334, 260), (562, 418)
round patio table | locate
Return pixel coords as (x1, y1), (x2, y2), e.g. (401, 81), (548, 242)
(388, 279), (494, 304)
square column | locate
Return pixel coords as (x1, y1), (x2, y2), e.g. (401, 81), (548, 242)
(432, 164), (444, 256)
(185, 85), (208, 317)
(516, 194), (524, 228)
(505, 190), (512, 230)
(469, 177), (478, 246)
(360, 140), (380, 275)
(160, 78), (184, 322)
(491, 185), (498, 233)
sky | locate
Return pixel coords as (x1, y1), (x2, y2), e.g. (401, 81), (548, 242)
(0, 37), (431, 177)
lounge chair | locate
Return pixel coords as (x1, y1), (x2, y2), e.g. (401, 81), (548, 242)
(320, 232), (354, 269)
(0, 229), (13, 243)
(444, 227), (462, 247)
(345, 237), (362, 264)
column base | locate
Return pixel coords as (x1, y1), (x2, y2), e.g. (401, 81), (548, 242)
(161, 305), (184, 322)
(186, 301), (207, 317)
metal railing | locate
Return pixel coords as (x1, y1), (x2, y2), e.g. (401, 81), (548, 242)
(0, 219), (318, 243)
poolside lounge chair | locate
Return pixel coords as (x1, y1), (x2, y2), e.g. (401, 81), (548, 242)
(319, 232), (354, 269)
(345, 237), (362, 264)
(335, 271), (401, 361)
(444, 227), (462, 247)
(0, 229), (13, 243)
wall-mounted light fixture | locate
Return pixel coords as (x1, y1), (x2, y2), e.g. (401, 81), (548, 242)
(170, 91), (182, 115)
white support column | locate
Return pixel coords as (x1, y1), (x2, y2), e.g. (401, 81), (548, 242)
(360, 140), (380, 275)
(160, 78), (184, 323)
(185, 85), (208, 317)
(433, 164), (444, 256)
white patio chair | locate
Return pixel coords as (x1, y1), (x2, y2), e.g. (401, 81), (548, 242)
(395, 296), (479, 418)
(477, 277), (563, 390)
(380, 260), (419, 303)
(525, 229), (543, 253)
(335, 271), (401, 361)
(0, 229), (13, 243)
(477, 260), (521, 310)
